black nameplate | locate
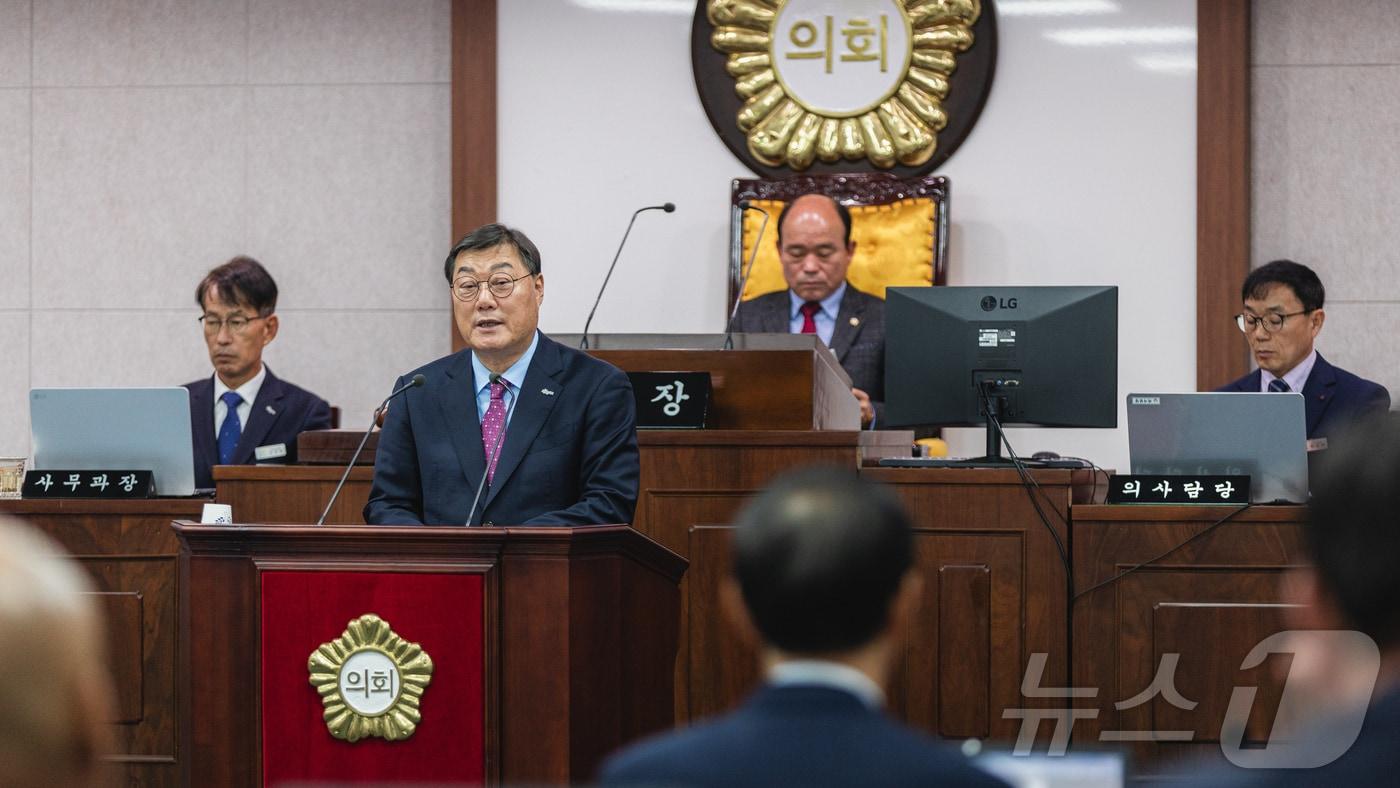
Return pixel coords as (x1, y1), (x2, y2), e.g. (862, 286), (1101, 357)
(22, 470), (154, 499)
(1107, 474), (1250, 505)
(628, 372), (711, 430)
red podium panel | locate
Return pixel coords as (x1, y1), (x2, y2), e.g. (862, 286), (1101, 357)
(175, 523), (686, 785)
(260, 571), (486, 784)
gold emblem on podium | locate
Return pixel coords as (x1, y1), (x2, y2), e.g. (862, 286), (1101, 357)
(707, 0), (982, 171)
(308, 614), (434, 742)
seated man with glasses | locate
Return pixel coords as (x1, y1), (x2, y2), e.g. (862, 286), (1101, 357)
(184, 256), (332, 489)
(1218, 259), (1389, 442)
(364, 223), (639, 526)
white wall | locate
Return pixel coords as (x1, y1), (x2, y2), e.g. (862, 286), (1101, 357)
(500, 0), (1198, 471)
(0, 0), (453, 458)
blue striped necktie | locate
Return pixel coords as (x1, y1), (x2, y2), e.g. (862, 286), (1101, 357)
(1267, 379), (1291, 393)
(217, 391), (243, 464)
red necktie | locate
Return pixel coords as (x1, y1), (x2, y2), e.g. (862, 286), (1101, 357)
(481, 380), (508, 483)
(799, 301), (821, 334)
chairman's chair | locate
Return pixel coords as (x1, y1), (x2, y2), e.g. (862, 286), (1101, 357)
(728, 173), (948, 307)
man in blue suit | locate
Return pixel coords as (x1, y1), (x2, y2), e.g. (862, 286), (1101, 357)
(364, 224), (638, 526)
(1218, 260), (1389, 442)
(598, 468), (1007, 788)
(184, 256), (331, 489)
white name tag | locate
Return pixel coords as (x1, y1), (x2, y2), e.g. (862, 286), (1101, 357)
(255, 443), (288, 461)
(1306, 437), (1329, 453)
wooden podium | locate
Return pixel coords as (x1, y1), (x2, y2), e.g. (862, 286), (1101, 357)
(174, 522), (686, 785)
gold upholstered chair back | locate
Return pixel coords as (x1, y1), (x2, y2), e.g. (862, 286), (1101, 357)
(728, 173), (948, 308)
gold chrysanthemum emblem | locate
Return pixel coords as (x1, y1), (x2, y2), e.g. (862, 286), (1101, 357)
(307, 614), (434, 742)
(708, 0), (981, 170)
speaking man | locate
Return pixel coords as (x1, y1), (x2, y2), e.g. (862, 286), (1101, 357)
(598, 467), (1007, 787)
(1218, 259), (1389, 441)
(185, 256), (332, 489)
(365, 224), (639, 526)
(730, 194), (885, 426)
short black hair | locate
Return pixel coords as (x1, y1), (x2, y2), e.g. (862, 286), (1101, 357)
(1307, 413), (1400, 648)
(442, 223), (542, 282)
(732, 466), (912, 653)
(195, 256), (277, 315)
(1242, 259), (1325, 312)
(776, 195), (853, 248)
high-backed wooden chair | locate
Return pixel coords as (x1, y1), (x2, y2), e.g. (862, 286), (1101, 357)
(728, 173), (949, 308)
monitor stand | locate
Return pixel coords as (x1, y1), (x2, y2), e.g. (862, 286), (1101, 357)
(879, 385), (1089, 469)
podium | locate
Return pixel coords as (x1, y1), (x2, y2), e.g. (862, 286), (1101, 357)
(174, 522), (686, 785)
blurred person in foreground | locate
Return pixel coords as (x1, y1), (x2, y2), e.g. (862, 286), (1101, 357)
(0, 517), (114, 788)
(597, 467), (1006, 787)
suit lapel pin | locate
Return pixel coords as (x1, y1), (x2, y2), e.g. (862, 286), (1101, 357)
(849, 317), (860, 327)
(266, 405), (277, 415)
(541, 388), (555, 396)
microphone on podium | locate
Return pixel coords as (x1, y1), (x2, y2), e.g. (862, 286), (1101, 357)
(315, 373), (424, 526)
(579, 202), (677, 349)
(723, 199), (770, 350)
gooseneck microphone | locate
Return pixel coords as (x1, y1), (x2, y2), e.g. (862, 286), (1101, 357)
(316, 373), (425, 525)
(465, 373), (521, 527)
(723, 199), (770, 350)
(579, 202), (677, 349)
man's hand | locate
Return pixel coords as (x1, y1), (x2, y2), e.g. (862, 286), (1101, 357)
(853, 387), (874, 426)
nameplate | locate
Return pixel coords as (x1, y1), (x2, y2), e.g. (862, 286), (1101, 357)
(628, 372), (711, 430)
(22, 470), (154, 499)
(1107, 474), (1250, 505)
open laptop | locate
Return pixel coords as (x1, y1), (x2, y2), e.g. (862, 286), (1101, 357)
(1126, 392), (1309, 503)
(30, 387), (197, 496)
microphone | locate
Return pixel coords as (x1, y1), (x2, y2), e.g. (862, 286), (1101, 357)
(579, 202), (677, 349)
(723, 199), (770, 350)
(316, 373), (425, 525)
(465, 373), (521, 526)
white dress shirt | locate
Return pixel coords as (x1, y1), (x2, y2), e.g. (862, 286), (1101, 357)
(767, 659), (886, 710)
(1260, 349), (1317, 393)
(213, 364), (267, 438)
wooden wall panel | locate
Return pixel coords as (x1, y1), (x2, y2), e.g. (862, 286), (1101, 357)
(451, 0), (498, 353)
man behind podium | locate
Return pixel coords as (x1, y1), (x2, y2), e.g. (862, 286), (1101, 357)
(365, 223), (639, 526)
(185, 256), (332, 489)
(729, 194), (884, 426)
(1217, 259), (1389, 441)
(599, 468), (1007, 788)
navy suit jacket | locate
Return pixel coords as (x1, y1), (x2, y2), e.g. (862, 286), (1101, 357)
(599, 684), (1008, 788)
(364, 332), (639, 526)
(731, 284), (885, 419)
(1216, 353), (1390, 440)
(183, 367), (332, 489)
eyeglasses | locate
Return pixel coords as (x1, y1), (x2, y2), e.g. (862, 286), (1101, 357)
(200, 313), (268, 335)
(1235, 310), (1310, 334)
(451, 272), (533, 302)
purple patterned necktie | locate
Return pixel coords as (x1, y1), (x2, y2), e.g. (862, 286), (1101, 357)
(481, 379), (509, 483)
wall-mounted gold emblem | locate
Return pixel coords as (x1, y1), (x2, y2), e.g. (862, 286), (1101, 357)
(307, 614), (434, 742)
(708, 0), (982, 170)
(693, 0), (996, 177)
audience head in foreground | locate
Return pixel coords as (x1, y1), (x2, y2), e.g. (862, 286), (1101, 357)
(0, 517), (113, 788)
(598, 467), (1007, 787)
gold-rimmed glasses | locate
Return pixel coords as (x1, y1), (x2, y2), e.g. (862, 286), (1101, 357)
(451, 272), (532, 302)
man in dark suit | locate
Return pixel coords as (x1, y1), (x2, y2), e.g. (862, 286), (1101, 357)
(730, 194), (884, 426)
(364, 224), (638, 526)
(1217, 259), (1389, 443)
(1196, 414), (1400, 786)
(184, 256), (331, 489)
(598, 467), (1007, 788)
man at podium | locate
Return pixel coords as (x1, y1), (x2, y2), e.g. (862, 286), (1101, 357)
(730, 193), (885, 426)
(365, 224), (639, 526)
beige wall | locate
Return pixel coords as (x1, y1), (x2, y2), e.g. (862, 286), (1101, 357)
(1253, 0), (1400, 398)
(0, 0), (452, 457)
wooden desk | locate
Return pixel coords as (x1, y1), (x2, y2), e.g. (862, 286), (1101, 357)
(1071, 504), (1307, 770)
(215, 465), (371, 524)
(0, 497), (207, 788)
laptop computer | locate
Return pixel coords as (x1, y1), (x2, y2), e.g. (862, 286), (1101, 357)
(30, 387), (197, 496)
(1126, 392), (1309, 503)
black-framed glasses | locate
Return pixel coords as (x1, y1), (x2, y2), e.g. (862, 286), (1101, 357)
(199, 313), (268, 335)
(451, 272), (532, 302)
(1235, 310), (1310, 334)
